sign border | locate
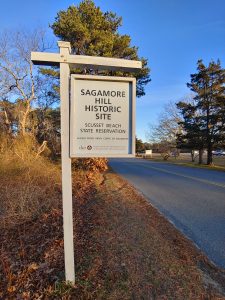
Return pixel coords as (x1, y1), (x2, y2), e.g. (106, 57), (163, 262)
(70, 74), (136, 158)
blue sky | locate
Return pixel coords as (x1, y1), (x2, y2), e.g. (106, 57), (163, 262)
(1, 0), (225, 141)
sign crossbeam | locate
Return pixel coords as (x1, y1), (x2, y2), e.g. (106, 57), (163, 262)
(31, 41), (142, 284)
(31, 51), (142, 72)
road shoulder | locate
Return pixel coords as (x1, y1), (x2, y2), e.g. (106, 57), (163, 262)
(88, 169), (225, 298)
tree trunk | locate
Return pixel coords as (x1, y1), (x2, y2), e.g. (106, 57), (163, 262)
(199, 149), (203, 164)
(20, 99), (32, 136)
(207, 143), (213, 165)
(191, 150), (195, 162)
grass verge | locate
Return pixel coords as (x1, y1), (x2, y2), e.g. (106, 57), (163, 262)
(143, 157), (225, 172)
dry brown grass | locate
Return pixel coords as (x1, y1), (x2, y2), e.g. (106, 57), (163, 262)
(0, 154), (61, 227)
(0, 135), (107, 228)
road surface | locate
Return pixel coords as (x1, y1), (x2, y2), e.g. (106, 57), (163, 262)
(109, 158), (225, 269)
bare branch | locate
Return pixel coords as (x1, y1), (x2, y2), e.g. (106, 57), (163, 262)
(35, 140), (47, 158)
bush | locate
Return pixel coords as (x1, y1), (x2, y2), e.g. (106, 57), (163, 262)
(72, 158), (108, 173)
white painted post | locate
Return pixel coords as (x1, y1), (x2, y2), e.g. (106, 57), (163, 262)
(58, 41), (75, 283)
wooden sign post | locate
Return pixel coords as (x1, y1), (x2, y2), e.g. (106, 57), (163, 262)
(31, 41), (142, 283)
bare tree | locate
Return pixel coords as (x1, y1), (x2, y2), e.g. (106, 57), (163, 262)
(147, 97), (193, 159)
(0, 29), (47, 135)
(148, 100), (182, 143)
(0, 29), (59, 159)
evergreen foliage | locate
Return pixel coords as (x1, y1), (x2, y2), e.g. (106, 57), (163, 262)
(177, 59), (225, 164)
(51, 0), (150, 97)
(136, 137), (146, 153)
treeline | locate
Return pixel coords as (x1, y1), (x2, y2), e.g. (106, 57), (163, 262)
(148, 59), (225, 165)
(136, 137), (151, 153)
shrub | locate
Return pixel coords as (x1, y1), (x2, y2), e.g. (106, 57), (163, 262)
(72, 158), (108, 173)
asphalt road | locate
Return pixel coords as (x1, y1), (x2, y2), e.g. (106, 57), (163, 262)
(109, 158), (225, 269)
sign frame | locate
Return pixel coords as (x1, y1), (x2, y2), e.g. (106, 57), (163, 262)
(70, 74), (136, 158)
(31, 41), (142, 283)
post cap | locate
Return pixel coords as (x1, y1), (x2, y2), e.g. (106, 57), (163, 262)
(57, 41), (71, 53)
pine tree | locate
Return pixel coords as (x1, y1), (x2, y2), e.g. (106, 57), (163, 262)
(176, 101), (205, 164)
(51, 0), (150, 97)
(136, 137), (145, 153)
(182, 59), (225, 165)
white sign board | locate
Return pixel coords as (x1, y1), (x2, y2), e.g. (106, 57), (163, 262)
(145, 150), (152, 156)
(70, 75), (136, 157)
